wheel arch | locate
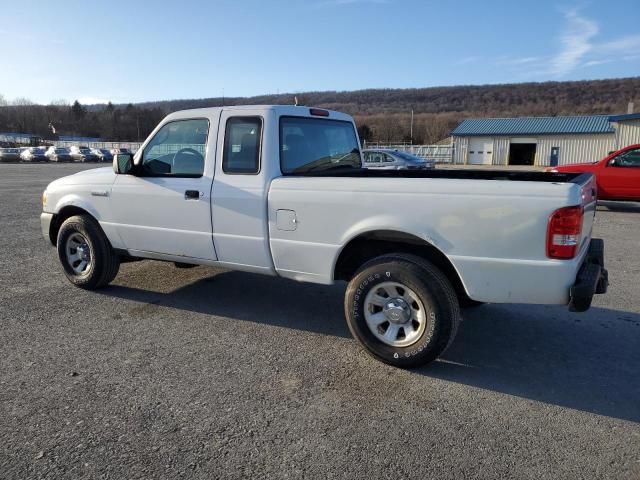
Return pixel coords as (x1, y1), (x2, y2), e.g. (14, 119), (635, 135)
(333, 229), (470, 300)
(48, 205), (96, 245)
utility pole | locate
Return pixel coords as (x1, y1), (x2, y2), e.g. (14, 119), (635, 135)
(410, 109), (414, 145)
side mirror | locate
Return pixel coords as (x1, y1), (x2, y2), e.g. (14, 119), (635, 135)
(113, 153), (134, 174)
(608, 158), (617, 167)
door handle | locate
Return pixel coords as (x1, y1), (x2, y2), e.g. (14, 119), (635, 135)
(184, 190), (200, 200)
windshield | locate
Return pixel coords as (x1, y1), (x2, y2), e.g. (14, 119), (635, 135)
(280, 117), (361, 174)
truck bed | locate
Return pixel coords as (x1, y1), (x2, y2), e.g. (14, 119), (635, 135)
(296, 168), (590, 184)
(268, 168), (597, 304)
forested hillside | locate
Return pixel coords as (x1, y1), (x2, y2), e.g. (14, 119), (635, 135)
(2, 77), (638, 144)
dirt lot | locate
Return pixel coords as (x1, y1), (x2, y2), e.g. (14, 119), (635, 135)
(1, 164), (639, 479)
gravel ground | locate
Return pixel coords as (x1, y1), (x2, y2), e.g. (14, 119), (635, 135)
(1, 164), (639, 480)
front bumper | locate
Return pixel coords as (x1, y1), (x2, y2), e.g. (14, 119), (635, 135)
(41, 212), (53, 243)
(569, 238), (608, 312)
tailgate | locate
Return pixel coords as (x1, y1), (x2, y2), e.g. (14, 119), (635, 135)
(576, 173), (598, 252)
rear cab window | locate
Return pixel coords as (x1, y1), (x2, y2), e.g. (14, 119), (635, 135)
(280, 117), (361, 174)
(222, 117), (262, 174)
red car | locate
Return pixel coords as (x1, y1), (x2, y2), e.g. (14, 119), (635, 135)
(547, 144), (640, 201)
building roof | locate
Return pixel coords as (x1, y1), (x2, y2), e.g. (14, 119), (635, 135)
(609, 113), (640, 122)
(452, 115), (615, 136)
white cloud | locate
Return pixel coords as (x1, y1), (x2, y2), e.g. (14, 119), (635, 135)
(549, 9), (599, 76)
(596, 34), (640, 54)
(488, 8), (639, 78)
(584, 59), (612, 67)
(496, 56), (544, 67)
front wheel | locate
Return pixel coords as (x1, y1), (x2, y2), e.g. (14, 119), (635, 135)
(344, 254), (461, 368)
(57, 214), (120, 289)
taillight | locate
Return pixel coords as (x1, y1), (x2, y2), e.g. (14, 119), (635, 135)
(309, 108), (330, 117)
(546, 206), (583, 259)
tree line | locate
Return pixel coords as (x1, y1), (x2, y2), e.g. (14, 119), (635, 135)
(0, 96), (165, 142)
(1, 77), (638, 144)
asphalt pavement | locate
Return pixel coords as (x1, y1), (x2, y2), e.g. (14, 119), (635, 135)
(1, 164), (638, 479)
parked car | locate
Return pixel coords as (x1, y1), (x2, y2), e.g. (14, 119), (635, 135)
(0, 147), (21, 162)
(110, 147), (132, 156)
(45, 146), (73, 162)
(69, 146), (99, 162)
(40, 105), (608, 368)
(546, 144), (640, 201)
(91, 148), (114, 163)
(20, 147), (48, 162)
(363, 149), (435, 170)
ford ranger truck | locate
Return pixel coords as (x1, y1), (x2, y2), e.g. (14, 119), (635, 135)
(40, 105), (609, 368)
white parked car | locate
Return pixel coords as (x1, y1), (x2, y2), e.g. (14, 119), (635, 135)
(45, 146), (73, 162)
(69, 146), (100, 162)
(20, 146), (48, 162)
(110, 147), (132, 156)
(40, 105), (608, 368)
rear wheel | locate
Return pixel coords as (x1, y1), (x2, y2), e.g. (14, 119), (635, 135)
(344, 254), (460, 368)
(57, 214), (120, 289)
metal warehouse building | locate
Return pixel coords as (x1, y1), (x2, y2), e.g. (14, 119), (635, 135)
(451, 113), (640, 166)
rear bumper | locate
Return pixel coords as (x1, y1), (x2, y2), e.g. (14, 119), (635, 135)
(569, 238), (608, 312)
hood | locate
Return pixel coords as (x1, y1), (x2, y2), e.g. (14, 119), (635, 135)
(48, 167), (116, 188)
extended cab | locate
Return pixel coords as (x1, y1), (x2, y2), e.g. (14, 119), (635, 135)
(41, 105), (608, 367)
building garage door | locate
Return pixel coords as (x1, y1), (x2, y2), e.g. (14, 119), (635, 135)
(468, 138), (493, 165)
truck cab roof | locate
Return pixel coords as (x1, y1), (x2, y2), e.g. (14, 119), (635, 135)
(164, 105), (353, 123)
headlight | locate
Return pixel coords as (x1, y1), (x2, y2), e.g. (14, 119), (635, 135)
(42, 191), (47, 209)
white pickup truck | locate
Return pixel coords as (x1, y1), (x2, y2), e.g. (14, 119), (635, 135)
(41, 105), (608, 367)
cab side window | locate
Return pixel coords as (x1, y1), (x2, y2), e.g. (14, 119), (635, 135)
(612, 148), (640, 167)
(142, 119), (208, 176)
(223, 117), (262, 174)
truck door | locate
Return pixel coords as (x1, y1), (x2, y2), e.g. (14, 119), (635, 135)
(601, 146), (640, 199)
(111, 117), (218, 260)
(210, 109), (276, 272)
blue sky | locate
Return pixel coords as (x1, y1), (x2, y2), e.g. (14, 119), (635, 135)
(1, 0), (639, 104)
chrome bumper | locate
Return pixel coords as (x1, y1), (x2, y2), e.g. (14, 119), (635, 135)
(41, 212), (53, 243)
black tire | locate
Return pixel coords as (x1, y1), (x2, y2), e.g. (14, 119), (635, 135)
(344, 253), (461, 368)
(56, 214), (120, 289)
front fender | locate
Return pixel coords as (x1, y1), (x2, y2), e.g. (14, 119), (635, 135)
(46, 190), (125, 250)
(51, 193), (103, 221)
